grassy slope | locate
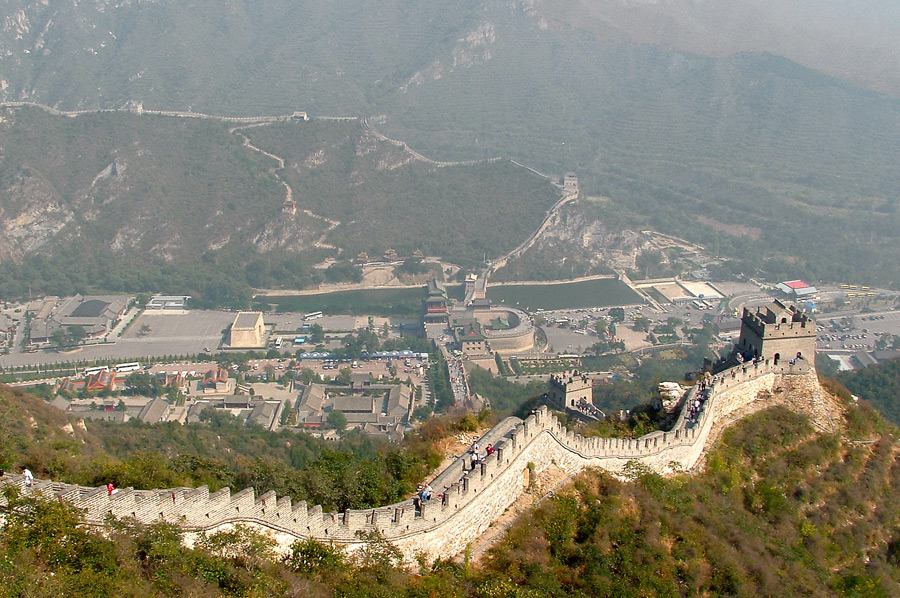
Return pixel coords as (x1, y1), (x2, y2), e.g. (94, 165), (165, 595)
(0, 107), (284, 258)
(478, 400), (900, 597)
(0, 385), (103, 476)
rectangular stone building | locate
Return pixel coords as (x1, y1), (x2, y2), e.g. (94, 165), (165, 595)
(229, 312), (266, 348)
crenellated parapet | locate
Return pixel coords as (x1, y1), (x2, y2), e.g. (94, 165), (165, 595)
(0, 359), (817, 560)
(737, 300), (816, 363)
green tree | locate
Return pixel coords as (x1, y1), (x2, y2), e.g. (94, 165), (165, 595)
(126, 372), (162, 397)
(412, 405), (433, 422)
(297, 368), (320, 384)
(327, 410), (347, 432)
(636, 249), (663, 278)
(324, 260), (363, 283)
(2, 488), (119, 578)
(197, 524), (276, 572)
(67, 325), (87, 345)
(50, 328), (69, 349)
(284, 538), (345, 576)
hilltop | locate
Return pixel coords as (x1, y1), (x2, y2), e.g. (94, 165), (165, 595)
(525, 0), (900, 98)
(477, 401), (900, 597)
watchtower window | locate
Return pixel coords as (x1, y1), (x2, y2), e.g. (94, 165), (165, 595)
(781, 317), (788, 324)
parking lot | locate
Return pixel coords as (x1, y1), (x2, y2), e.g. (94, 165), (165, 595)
(0, 307), (423, 370)
(817, 310), (900, 352)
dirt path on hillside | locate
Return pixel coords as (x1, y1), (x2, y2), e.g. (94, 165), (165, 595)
(230, 123), (341, 250)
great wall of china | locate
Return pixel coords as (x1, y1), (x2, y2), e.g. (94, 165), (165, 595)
(0, 358), (825, 560)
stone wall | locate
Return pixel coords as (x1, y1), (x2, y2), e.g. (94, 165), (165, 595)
(486, 331), (534, 354)
(0, 360), (819, 561)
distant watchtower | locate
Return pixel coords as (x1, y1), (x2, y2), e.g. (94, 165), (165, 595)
(563, 172), (579, 195)
(546, 371), (602, 419)
(737, 300), (816, 365)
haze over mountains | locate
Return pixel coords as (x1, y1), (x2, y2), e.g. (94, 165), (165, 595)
(2, 0), (900, 291)
(526, 0), (900, 97)
(4, 0), (900, 111)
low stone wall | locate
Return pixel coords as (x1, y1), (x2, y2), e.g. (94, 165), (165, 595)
(0, 360), (817, 561)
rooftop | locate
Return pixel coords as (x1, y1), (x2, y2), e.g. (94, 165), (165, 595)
(233, 311), (263, 330)
(71, 299), (112, 318)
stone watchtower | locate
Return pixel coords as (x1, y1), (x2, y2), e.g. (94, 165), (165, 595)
(546, 371), (597, 417)
(736, 300), (816, 365)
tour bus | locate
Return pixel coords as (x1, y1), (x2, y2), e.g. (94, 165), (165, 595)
(273, 337), (284, 349)
(304, 311), (324, 321)
(83, 366), (110, 376)
(114, 362), (142, 373)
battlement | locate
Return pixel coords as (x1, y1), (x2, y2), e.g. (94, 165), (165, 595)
(738, 301), (816, 363)
(0, 359), (817, 561)
(547, 370), (595, 416)
(741, 305), (813, 336)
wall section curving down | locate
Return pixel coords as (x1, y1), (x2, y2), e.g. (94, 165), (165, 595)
(0, 359), (818, 560)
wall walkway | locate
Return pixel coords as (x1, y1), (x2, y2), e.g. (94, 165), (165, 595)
(0, 359), (817, 560)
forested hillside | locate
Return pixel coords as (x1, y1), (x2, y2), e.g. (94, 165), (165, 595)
(3, 1), (900, 287)
(838, 357), (900, 426)
(389, 45), (900, 286)
(2, 383), (899, 596)
(244, 122), (557, 265)
(0, 107), (560, 303)
(0, 385), (441, 513)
